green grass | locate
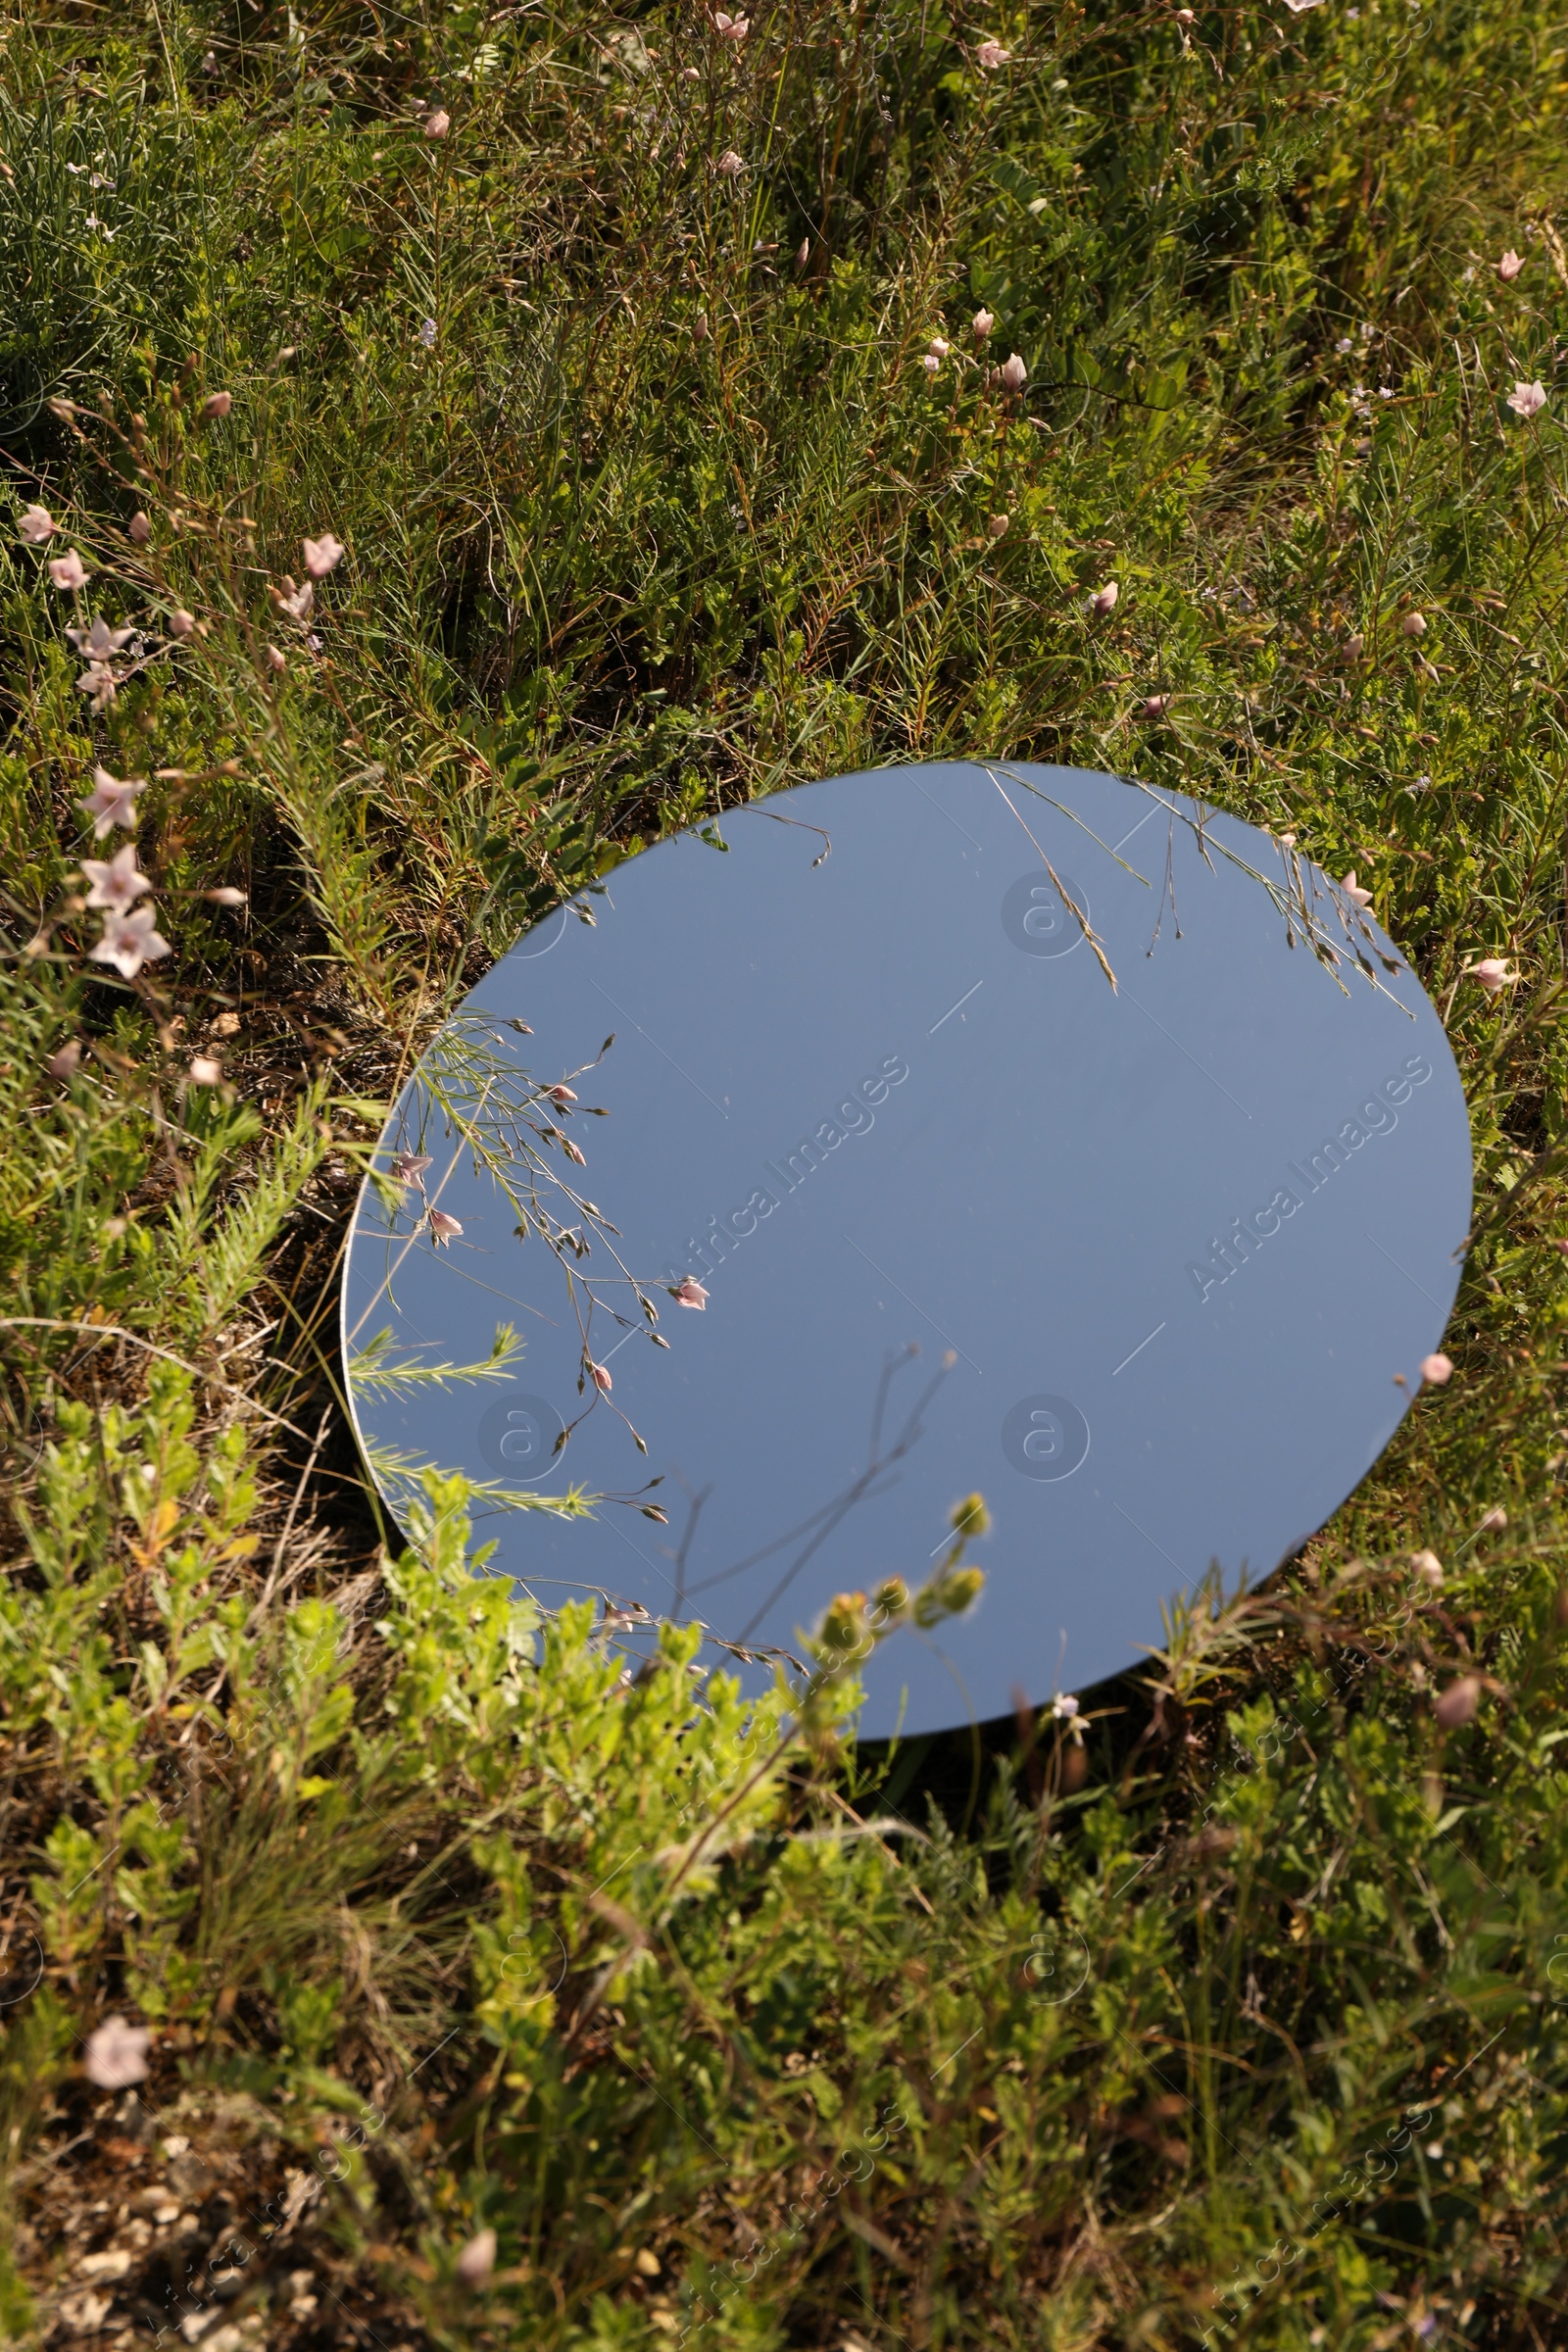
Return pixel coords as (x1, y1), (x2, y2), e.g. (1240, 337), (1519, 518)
(4, 0), (1568, 2343)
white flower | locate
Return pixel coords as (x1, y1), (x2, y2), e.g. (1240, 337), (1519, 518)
(928, 336), (951, 358)
(48, 550), (88, 591)
(1464, 956), (1519, 997)
(972, 309), (995, 339)
(91, 905), (171, 979)
(716, 149), (745, 175)
(713, 10), (750, 37)
(1497, 249), (1524, 281)
(456, 2230), (496, 2287)
(128, 512), (152, 544)
(418, 317), (437, 347)
(1052, 1692), (1080, 1720)
(1419, 1353), (1452, 1386)
(1507, 379), (1547, 419)
(84, 2017), (151, 2089)
(188, 1055), (222, 1086)
(78, 767), (145, 838)
(82, 845), (151, 914)
(279, 578), (315, 622)
(20, 504), (55, 544)
(424, 109), (451, 138)
(1000, 352), (1027, 390)
(428, 1208), (464, 1245)
(169, 609), (196, 639)
(975, 37), (1011, 69)
(67, 615), (134, 661)
(77, 662), (117, 711)
(1341, 870), (1373, 908)
(921, 354), (941, 374)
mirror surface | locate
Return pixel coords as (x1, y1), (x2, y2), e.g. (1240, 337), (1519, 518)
(342, 762), (1472, 1737)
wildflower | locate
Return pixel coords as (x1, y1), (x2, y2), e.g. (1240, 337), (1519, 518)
(1478, 1504), (1507, 1534)
(1344, 632), (1364, 659)
(302, 532), (345, 579)
(1401, 611), (1426, 636)
(204, 886), (247, 906)
(1052, 1692), (1080, 1721)
(693, 313), (710, 340)
(424, 109), (451, 138)
(563, 1137), (587, 1165)
(428, 1208), (464, 1245)
(987, 514), (1009, 539)
(921, 354), (941, 375)
(78, 766), (145, 838)
(67, 615), (135, 662)
(1464, 956), (1519, 997)
(82, 845), (151, 914)
(716, 149), (745, 175)
(77, 662), (117, 711)
(975, 37), (1011, 69)
(279, 578), (315, 622)
(972, 308), (995, 339)
(1000, 352), (1027, 390)
(928, 336), (951, 358)
(713, 10), (750, 37)
(1090, 580), (1119, 617)
(1140, 693), (1171, 719)
(200, 390), (232, 419)
(1410, 1548), (1444, 1587)
(84, 2016), (151, 2090)
(188, 1055), (222, 1086)
(1279, 830), (1297, 850)
(266, 644), (286, 672)
(1280, 0), (1326, 11)
(587, 1357), (612, 1393)
(548, 1084), (577, 1103)
(1175, 7), (1195, 23)
(1434, 1676), (1481, 1730)
(682, 63), (701, 77)
(670, 1276), (709, 1309)
(169, 609), (196, 639)
(128, 513), (152, 544)
(1342, 870), (1374, 908)
(20, 504), (55, 544)
(418, 318), (437, 348)
(90, 906), (172, 979)
(1419, 1352), (1453, 1386)
(47, 1040), (81, 1079)
(456, 2230), (497, 2288)
(390, 1152), (432, 1186)
(1497, 249), (1524, 281)
(1336, 337), (1351, 353)
(49, 550), (89, 591)
(1507, 379), (1547, 419)
(1378, 385), (1395, 399)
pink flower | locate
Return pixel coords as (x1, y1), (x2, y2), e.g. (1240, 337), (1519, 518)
(1419, 1352), (1453, 1386)
(1410, 1548), (1444, 1587)
(972, 309), (995, 340)
(921, 354), (941, 375)
(188, 1055), (222, 1086)
(266, 644), (286, 672)
(169, 609), (196, 639)
(200, 390), (232, 419)
(1400, 611), (1426, 636)
(1497, 250), (1524, 281)
(82, 845), (151, 914)
(423, 108), (451, 138)
(90, 906), (171, 979)
(302, 533), (345, 579)
(46, 1040), (81, 1080)
(1174, 6), (1195, 21)
(67, 615), (135, 661)
(428, 1208), (464, 1245)
(1464, 956), (1519, 997)
(1140, 693), (1171, 720)
(587, 1357), (612, 1393)
(670, 1277), (709, 1309)
(84, 2016), (151, 2089)
(78, 766), (146, 838)
(1478, 1504), (1507, 1535)
(456, 2229), (496, 2287)
(77, 661), (117, 711)
(563, 1137), (587, 1165)
(48, 550), (88, 591)
(928, 336), (951, 358)
(1507, 379), (1547, 419)
(1000, 352), (1027, 391)
(279, 578), (315, 622)
(204, 886), (248, 907)
(128, 512), (152, 544)
(1280, 0), (1325, 11)
(548, 1084), (577, 1102)
(716, 149), (745, 176)
(975, 37), (1011, 69)
(20, 504), (56, 544)
(1090, 580), (1118, 617)
(1342, 870), (1373, 908)
(390, 1152), (432, 1186)
(1343, 632), (1364, 660)
(987, 514), (1009, 539)
(713, 10), (750, 36)
(1433, 1676), (1481, 1731)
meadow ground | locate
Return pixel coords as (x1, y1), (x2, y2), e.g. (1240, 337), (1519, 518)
(4, 0), (1568, 2343)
